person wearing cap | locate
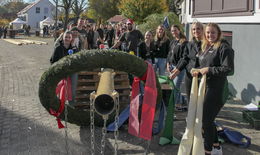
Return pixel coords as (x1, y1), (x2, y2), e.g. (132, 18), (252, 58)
(111, 19), (144, 54)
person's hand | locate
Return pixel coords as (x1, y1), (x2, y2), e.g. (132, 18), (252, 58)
(166, 63), (171, 73)
(191, 70), (199, 77)
(169, 68), (180, 79)
(199, 67), (209, 75)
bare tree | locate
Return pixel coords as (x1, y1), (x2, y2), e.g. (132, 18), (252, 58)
(71, 0), (87, 20)
(54, 0), (73, 30)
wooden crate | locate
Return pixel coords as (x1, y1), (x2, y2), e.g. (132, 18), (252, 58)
(75, 71), (130, 108)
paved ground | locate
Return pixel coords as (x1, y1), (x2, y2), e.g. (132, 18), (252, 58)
(0, 37), (259, 155)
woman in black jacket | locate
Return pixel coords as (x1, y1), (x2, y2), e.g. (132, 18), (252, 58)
(153, 25), (170, 75)
(137, 31), (155, 63)
(50, 31), (77, 64)
(191, 23), (234, 155)
(167, 24), (188, 109)
(50, 30), (79, 105)
(169, 22), (204, 103)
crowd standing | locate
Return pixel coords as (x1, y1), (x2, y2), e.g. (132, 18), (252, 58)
(49, 17), (234, 155)
(0, 25), (9, 38)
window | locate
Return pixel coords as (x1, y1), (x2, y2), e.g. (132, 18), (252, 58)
(44, 8), (48, 14)
(222, 31), (233, 47)
(36, 7), (40, 13)
(20, 16), (26, 21)
(193, 0), (253, 17)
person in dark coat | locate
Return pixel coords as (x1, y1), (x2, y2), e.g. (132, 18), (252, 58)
(50, 30), (79, 105)
(166, 24), (188, 110)
(96, 24), (104, 48)
(0, 26), (3, 38)
(105, 24), (115, 48)
(50, 31), (77, 64)
(3, 26), (8, 38)
(169, 22), (204, 102)
(137, 30), (155, 63)
(112, 19), (144, 53)
(153, 25), (170, 75)
(191, 23), (234, 155)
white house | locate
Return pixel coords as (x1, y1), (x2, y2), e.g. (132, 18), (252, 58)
(180, 0), (260, 104)
(17, 0), (55, 29)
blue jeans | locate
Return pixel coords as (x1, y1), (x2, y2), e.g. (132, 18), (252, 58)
(170, 65), (185, 105)
(154, 58), (166, 76)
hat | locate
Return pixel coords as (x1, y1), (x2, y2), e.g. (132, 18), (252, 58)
(126, 19), (134, 25)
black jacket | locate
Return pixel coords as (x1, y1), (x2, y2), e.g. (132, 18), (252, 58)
(50, 41), (78, 64)
(153, 38), (170, 58)
(137, 41), (155, 61)
(183, 39), (202, 73)
(187, 39), (234, 86)
(167, 39), (188, 70)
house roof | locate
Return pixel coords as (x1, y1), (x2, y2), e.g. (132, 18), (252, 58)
(107, 15), (127, 23)
(18, 0), (39, 15)
(17, 0), (54, 15)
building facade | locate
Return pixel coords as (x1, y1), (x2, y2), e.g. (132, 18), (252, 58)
(181, 0), (260, 104)
(17, 0), (55, 29)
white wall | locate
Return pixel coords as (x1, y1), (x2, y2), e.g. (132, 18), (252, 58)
(26, 0), (55, 29)
(181, 0), (260, 104)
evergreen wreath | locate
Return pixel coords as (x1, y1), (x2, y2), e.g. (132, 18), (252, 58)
(39, 50), (162, 126)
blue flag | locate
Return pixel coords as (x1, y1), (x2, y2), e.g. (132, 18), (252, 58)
(163, 16), (170, 29)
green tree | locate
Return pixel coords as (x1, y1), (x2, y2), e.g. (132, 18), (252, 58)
(138, 12), (181, 38)
(87, 0), (120, 23)
(0, 6), (8, 17)
(0, 1), (27, 20)
(118, 0), (168, 24)
(4, 1), (27, 12)
(0, 18), (10, 26)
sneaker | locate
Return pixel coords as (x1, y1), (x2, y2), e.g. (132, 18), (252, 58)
(175, 106), (183, 111)
(211, 146), (223, 155)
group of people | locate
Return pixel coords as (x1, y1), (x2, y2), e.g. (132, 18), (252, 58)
(170, 22), (234, 155)
(0, 26), (8, 39)
(50, 17), (234, 155)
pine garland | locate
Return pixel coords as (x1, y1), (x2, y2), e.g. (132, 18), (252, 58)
(39, 50), (162, 126)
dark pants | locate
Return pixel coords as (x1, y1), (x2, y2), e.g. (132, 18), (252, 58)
(202, 85), (225, 151)
(107, 40), (113, 48)
(185, 73), (225, 151)
(3, 32), (7, 38)
(184, 72), (192, 102)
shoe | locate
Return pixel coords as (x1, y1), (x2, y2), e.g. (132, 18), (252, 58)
(175, 107), (183, 111)
(211, 146), (223, 155)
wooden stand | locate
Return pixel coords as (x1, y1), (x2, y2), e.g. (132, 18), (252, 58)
(75, 70), (131, 108)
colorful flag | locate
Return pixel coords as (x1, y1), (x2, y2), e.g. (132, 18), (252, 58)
(163, 16), (170, 29)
